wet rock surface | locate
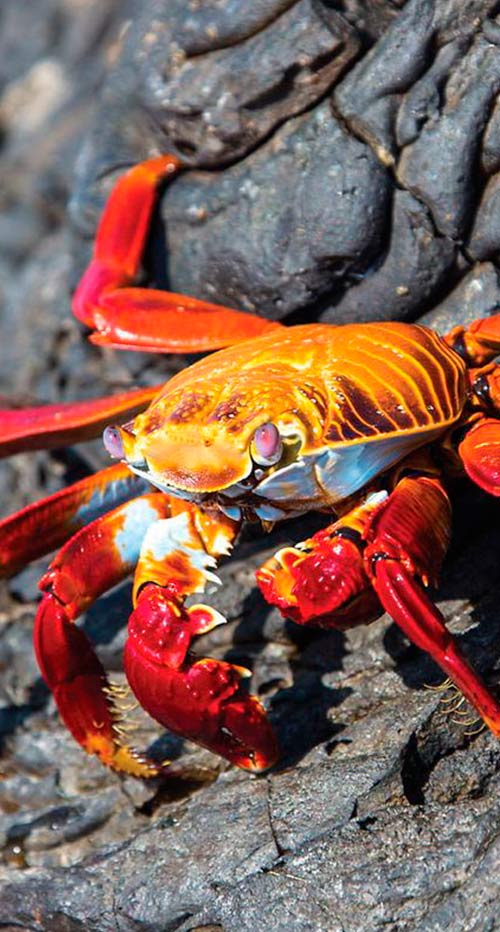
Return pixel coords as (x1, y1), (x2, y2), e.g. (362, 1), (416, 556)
(2, 1), (500, 930)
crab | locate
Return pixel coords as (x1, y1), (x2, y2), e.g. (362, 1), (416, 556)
(1, 154), (500, 778)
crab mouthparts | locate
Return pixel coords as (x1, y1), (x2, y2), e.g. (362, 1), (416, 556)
(102, 424), (302, 524)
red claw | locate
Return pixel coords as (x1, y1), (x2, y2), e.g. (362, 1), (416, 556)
(257, 533), (380, 630)
(459, 418), (500, 496)
(124, 585), (279, 771)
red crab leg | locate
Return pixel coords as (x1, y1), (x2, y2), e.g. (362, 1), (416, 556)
(259, 466), (500, 737)
(125, 506), (278, 771)
(35, 496), (277, 776)
(74, 155), (281, 352)
(0, 463), (151, 578)
(88, 290), (283, 353)
(458, 416), (500, 496)
(0, 385), (160, 457)
(365, 474), (500, 736)
(35, 493), (172, 777)
(72, 155), (182, 328)
(446, 310), (500, 366)
(256, 492), (385, 629)
(372, 562), (500, 733)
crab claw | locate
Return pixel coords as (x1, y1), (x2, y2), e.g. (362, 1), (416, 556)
(459, 417), (500, 496)
(124, 585), (279, 771)
(257, 532), (381, 629)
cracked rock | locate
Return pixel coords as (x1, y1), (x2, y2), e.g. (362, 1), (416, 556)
(164, 102), (391, 319)
(397, 31), (500, 241)
(321, 188), (456, 322)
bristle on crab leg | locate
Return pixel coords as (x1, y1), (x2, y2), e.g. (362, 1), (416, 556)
(73, 154), (281, 353)
(0, 463), (152, 578)
(373, 561), (500, 738)
(34, 493), (172, 777)
(34, 493), (278, 775)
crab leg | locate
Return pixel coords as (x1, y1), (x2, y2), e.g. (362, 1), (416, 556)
(0, 385), (160, 457)
(458, 416), (500, 496)
(35, 496), (277, 775)
(0, 463), (151, 578)
(73, 155), (281, 353)
(446, 310), (500, 366)
(365, 474), (500, 736)
(259, 466), (500, 737)
(124, 507), (278, 771)
(35, 493), (172, 777)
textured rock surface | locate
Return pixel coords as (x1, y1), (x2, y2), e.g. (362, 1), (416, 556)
(70, 0), (500, 325)
(2, 1), (500, 930)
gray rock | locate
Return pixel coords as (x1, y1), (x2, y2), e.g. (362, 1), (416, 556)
(334, 0), (437, 167)
(334, 0), (499, 167)
(397, 32), (500, 241)
(468, 173), (500, 262)
(395, 38), (467, 149)
(182, 792), (500, 931)
(138, 0), (359, 166)
(481, 93), (500, 175)
(321, 188), (456, 323)
(419, 262), (500, 333)
(69, 0), (361, 240)
(164, 103), (390, 319)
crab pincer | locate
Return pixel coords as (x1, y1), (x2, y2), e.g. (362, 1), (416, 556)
(32, 490), (278, 776)
(125, 585), (278, 771)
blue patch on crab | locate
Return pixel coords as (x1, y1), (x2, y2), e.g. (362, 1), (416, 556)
(253, 458), (319, 504)
(254, 503), (288, 521)
(219, 504), (242, 521)
(74, 474), (151, 527)
(253, 427), (445, 507)
(114, 498), (164, 564)
(314, 429), (444, 502)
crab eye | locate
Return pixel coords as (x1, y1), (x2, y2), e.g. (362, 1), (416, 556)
(103, 425), (125, 460)
(251, 422), (283, 466)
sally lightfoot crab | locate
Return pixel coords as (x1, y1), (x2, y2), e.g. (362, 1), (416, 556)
(1, 155), (500, 778)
